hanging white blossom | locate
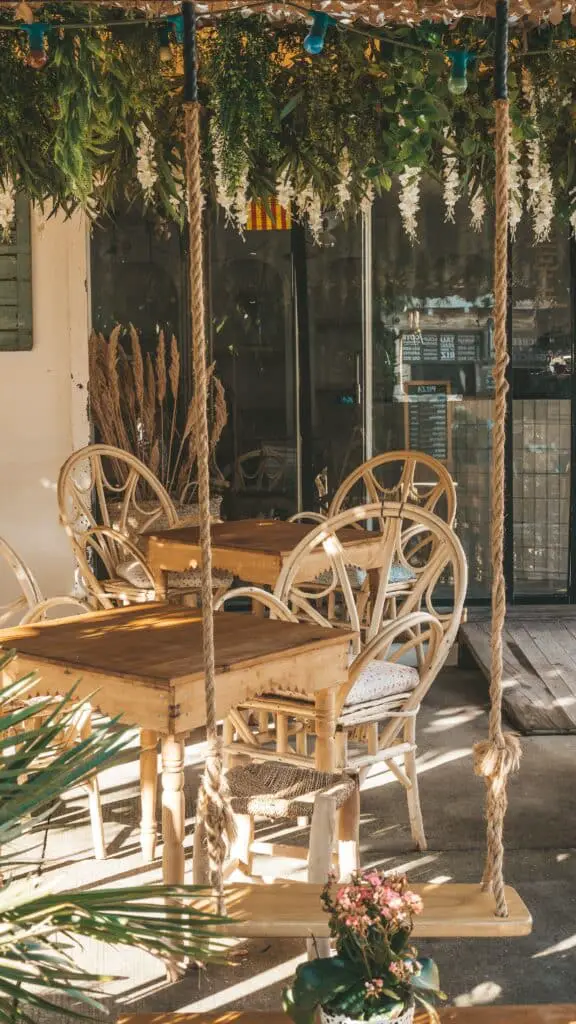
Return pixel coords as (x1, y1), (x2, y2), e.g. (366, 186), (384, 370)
(360, 181), (374, 215)
(468, 182), (486, 233)
(526, 137), (555, 244)
(442, 130), (460, 224)
(276, 169), (295, 210)
(296, 183), (324, 244)
(398, 165), (421, 243)
(210, 119), (239, 225)
(135, 123), (158, 203)
(0, 177), (15, 241)
(234, 164), (250, 235)
(335, 148), (352, 212)
(522, 67), (555, 244)
(508, 134), (523, 240)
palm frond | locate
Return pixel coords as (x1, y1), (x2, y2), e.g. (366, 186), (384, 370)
(0, 659), (228, 1021)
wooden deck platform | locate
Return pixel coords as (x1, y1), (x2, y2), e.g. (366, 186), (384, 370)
(460, 606), (576, 734)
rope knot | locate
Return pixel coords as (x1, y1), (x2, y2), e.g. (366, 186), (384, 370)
(473, 732), (521, 793)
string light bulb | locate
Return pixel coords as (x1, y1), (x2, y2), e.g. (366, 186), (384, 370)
(159, 14), (184, 61)
(23, 22), (49, 69)
(303, 12), (335, 55)
(447, 49), (474, 94)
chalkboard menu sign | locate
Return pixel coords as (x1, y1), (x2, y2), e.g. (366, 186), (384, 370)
(404, 381), (452, 463)
(401, 331), (482, 363)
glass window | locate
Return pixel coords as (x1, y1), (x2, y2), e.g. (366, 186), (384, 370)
(0, 195), (32, 351)
(372, 178), (494, 599)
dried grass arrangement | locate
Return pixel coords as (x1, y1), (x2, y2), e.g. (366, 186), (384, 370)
(89, 326), (228, 502)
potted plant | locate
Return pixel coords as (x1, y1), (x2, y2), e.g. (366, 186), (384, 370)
(89, 325), (228, 522)
(284, 870), (443, 1024)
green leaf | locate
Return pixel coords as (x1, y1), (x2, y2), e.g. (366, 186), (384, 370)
(412, 957), (441, 993)
(280, 92), (304, 120)
(283, 957), (363, 1024)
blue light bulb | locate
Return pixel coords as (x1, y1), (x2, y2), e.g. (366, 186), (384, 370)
(303, 12), (333, 55)
(448, 49), (474, 95)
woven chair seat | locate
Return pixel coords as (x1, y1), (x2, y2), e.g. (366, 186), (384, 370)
(345, 661), (419, 706)
(227, 761), (355, 819)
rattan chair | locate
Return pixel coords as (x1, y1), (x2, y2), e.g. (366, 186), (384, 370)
(220, 505), (467, 851)
(0, 535), (43, 627)
(329, 449), (457, 524)
(57, 443), (232, 606)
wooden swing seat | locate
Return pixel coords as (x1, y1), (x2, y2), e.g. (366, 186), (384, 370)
(188, 880), (532, 939)
(119, 1007), (576, 1024)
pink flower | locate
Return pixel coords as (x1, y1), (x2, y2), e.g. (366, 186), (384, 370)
(404, 890), (424, 915)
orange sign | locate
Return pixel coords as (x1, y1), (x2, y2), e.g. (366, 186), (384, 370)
(246, 199), (292, 231)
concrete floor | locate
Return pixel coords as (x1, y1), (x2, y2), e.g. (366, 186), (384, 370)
(27, 664), (576, 1019)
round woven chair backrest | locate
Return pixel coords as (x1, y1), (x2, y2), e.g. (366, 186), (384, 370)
(214, 586), (297, 621)
(329, 450), (457, 527)
(58, 443), (178, 542)
(73, 526), (156, 610)
(274, 502), (467, 649)
(20, 597), (91, 625)
(0, 536), (43, 627)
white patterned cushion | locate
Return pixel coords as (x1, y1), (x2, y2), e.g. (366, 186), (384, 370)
(314, 562), (415, 590)
(116, 561), (232, 592)
(345, 661), (419, 706)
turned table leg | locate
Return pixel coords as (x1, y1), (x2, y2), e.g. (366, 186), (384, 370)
(140, 730), (158, 862)
(314, 688), (336, 773)
(161, 734), (186, 885)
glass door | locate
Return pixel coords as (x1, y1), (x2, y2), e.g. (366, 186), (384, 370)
(304, 216), (365, 508)
(209, 216), (297, 519)
(511, 221), (572, 598)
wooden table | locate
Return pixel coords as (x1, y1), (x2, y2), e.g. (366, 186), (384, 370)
(0, 604), (352, 884)
(143, 518), (385, 594)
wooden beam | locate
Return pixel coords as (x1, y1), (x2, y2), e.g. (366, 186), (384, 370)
(118, 1006), (576, 1024)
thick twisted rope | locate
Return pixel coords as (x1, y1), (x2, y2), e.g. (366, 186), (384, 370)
(473, 40), (522, 916)
(182, 0), (234, 904)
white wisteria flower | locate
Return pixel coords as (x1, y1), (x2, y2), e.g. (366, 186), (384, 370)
(210, 119), (239, 225)
(296, 184), (324, 244)
(335, 148), (352, 212)
(135, 123), (158, 203)
(398, 165), (421, 243)
(508, 134), (523, 240)
(0, 177), (15, 241)
(442, 130), (460, 224)
(360, 181), (374, 215)
(468, 182), (486, 233)
(526, 137), (555, 244)
(276, 169), (295, 210)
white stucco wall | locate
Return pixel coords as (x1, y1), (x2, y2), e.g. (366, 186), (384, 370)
(0, 208), (90, 602)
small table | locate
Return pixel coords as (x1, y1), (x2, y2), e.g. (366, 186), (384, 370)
(143, 518), (384, 595)
(0, 604), (351, 885)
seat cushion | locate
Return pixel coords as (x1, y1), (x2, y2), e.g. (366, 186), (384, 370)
(116, 560), (233, 593)
(345, 660), (419, 706)
(227, 761), (355, 819)
(314, 561), (415, 590)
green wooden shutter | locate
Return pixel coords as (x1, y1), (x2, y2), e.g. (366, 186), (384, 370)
(0, 194), (32, 351)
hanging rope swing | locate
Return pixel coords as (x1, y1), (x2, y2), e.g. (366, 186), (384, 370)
(182, 0), (235, 906)
(473, 0), (522, 919)
(180, 0), (526, 929)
